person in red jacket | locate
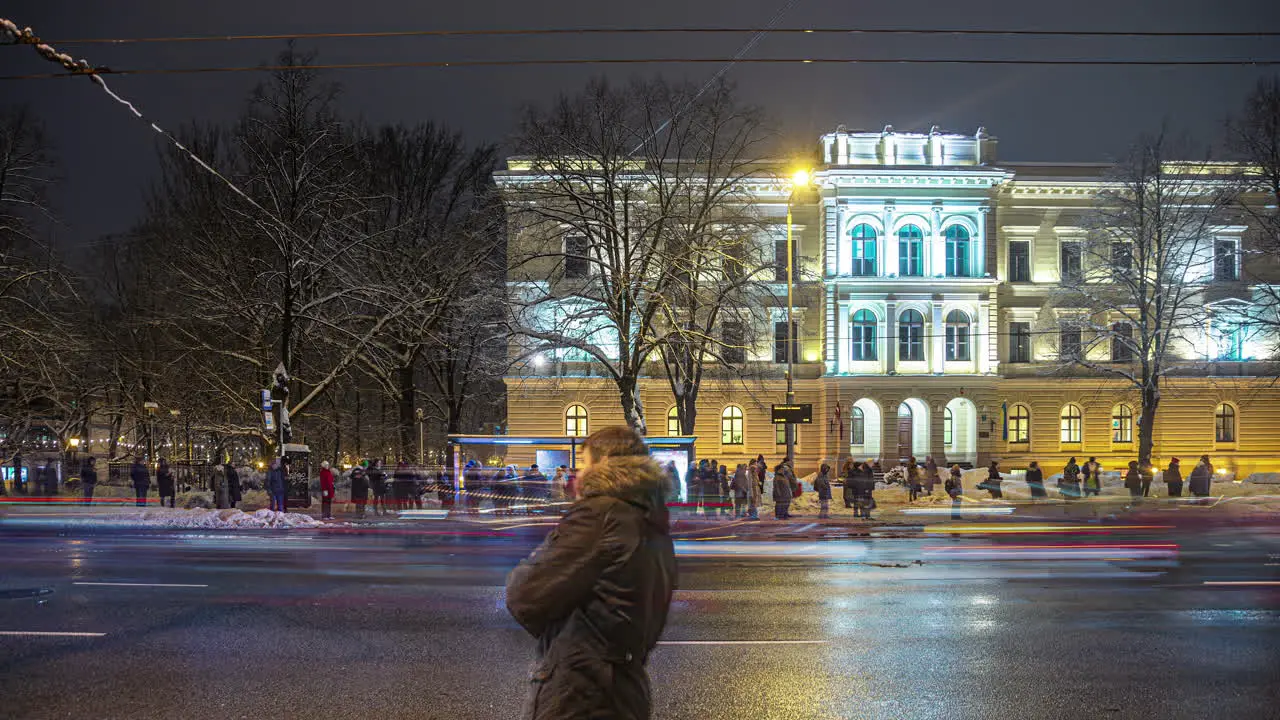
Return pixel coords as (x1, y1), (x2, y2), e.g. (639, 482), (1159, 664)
(319, 461), (336, 520)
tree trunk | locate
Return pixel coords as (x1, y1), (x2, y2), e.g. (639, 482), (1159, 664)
(397, 359), (416, 462)
(1138, 380), (1160, 470)
(679, 383), (698, 436)
(618, 375), (647, 435)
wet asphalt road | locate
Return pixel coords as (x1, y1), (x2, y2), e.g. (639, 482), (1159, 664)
(0, 519), (1278, 720)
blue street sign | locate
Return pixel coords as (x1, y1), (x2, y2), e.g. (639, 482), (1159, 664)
(261, 389), (272, 412)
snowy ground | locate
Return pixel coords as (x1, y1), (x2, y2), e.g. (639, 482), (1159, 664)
(83, 508), (329, 529)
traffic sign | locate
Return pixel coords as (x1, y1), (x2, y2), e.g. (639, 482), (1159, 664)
(261, 389), (273, 412)
(263, 411), (275, 430)
(771, 403), (813, 424)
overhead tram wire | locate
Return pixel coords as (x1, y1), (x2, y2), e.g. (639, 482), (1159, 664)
(36, 27), (1280, 45)
(5, 56), (1280, 81)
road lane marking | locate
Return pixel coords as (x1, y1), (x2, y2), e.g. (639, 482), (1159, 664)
(1202, 581), (1280, 586)
(658, 640), (828, 646)
(73, 582), (208, 588)
(0, 631), (106, 637)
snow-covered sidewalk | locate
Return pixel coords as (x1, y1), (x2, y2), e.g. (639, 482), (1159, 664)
(88, 508), (330, 529)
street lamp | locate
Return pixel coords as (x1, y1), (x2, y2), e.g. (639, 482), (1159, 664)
(415, 407), (425, 466)
(143, 401), (158, 462)
(784, 168), (811, 465)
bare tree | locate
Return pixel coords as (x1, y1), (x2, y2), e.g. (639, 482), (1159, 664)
(504, 77), (773, 433)
(1050, 131), (1237, 469)
(1227, 76), (1280, 347)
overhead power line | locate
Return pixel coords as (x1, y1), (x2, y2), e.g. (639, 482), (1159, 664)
(34, 27), (1280, 46)
(5, 56), (1280, 81)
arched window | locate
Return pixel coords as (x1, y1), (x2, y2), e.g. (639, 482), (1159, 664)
(850, 223), (878, 276)
(898, 224), (924, 277)
(667, 406), (681, 436)
(721, 406), (744, 445)
(1215, 403), (1236, 443)
(850, 406), (865, 445)
(850, 309), (877, 361)
(945, 310), (971, 361)
(1009, 404), (1030, 443)
(898, 309), (925, 361)
(565, 404), (589, 437)
(1060, 403), (1083, 443)
(945, 225), (971, 277)
(943, 407), (954, 446)
(1111, 404), (1133, 443)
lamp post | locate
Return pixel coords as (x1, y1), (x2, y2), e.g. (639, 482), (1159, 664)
(415, 407), (425, 466)
(143, 401), (158, 462)
(784, 168), (811, 465)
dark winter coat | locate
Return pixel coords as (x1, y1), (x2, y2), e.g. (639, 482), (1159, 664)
(1026, 467), (1045, 496)
(80, 463), (98, 488)
(814, 471), (832, 500)
(225, 465), (242, 503)
(1188, 462), (1213, 496)
(156, 466), (176, 496)
(730, 467), (749, 499)
(506, 455), (676, 720)
(267, 466), (287, 494)
(1164, 462), (1182, 485)
(1125, 467), (1141, 490)
(772, 465), (795, 502)
(367, 466), (388, 496)
(129, 462), (150, 491)
(842, 467), (858, 504)
(350, 468), (369, 501)
(850, 468), (875, 500)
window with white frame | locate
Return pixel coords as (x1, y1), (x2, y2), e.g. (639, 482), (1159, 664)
(943, 407), (954, 446)
(898, 309), (925, 361)
(1214, 238), (1239, 281)
(565, 404), (589, 437)
(945, 225), (971, 277)
(721, 406), (744, 445)
(1060, 241), (1082, 283)
(1111, 323), (1134, 362)
(850, 223), (878, 276)
(850, 309), (877, 361)
(898, 225), (924, 277)
(1215, 403), (1236, 443)
(1008, 240), (1030, 282)
(1009, 322), (1031, 363)
(1060, 403), (1083, 443)
(945, 310), (971, 361)
(1112, 404), (1133, 443)
(1009, 404), (1030, 443)
(564, 235), (590, 279)
(850, 407), (865, 445)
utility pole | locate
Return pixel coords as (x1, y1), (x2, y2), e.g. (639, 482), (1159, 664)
(784, 169), (810, 466)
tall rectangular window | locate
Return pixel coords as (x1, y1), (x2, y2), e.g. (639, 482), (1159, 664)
(1008, 241), (1030, 282)
(1111, 323), (1134, 362)
(774, 237), (788, 282)
(1060, 327), (1082, 361)
(564, 235), (589, 279)
(723, 241), (744, 283)
(1111, 241), (1133, 280)
(1214, 239), (1239, 281)
(1060, 241), (1082, 284)
(773, 321), (798, 364)
(721, 321), (745, 365)
(1009, 322), (1031, 363)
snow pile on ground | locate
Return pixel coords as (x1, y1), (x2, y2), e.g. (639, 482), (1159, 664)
(96, 508), (326, 529)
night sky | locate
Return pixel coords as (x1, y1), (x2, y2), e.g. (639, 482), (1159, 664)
(5, 0), (1279, 248)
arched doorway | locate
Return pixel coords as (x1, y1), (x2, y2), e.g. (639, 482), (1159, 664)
(849, 398), (882, 461)
(897, 398), (930, 461)
(945, 397), (978, 465)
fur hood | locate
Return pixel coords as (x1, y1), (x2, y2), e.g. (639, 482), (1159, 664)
(578, 455), (670, 511)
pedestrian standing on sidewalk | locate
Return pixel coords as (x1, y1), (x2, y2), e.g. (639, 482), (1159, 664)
(924, 456), (939, 496)
(225, 462), (242, 508)
(1081, 457), (1101, 497)
(814, 464), (832, 519)
(267, 458), (287, 513)
(841, 458), (857, 509)
(368, 459), (389, 515)
(392, 460), (413, 512)
(852, 461), (876, 520)
(947, 464), (963, 520)
(130, 458), (150, 507)
(80, 456), (98, 505)
(984, 460), (1004, 499)
(772, 460), (796, 519)
(1188, 455), (1214, 498)
(1164, 458), (1183, 498)
(156, 458), (176, 508)
(505, 425), (675, 720)
(717, 463), (731, 517)
(692, 459), (709, 516)
(731, 463), (749, 518)
(906, 456), (922, 502)
(319, 461), (335, 520)
(1026, 461), (1046, 499)
(1125, 461), (1142, 500)
(350, 463), (369, 517)
(1060, 457), (1081, 500)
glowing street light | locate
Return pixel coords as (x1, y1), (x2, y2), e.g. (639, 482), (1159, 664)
(783, 167), (812, 464)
